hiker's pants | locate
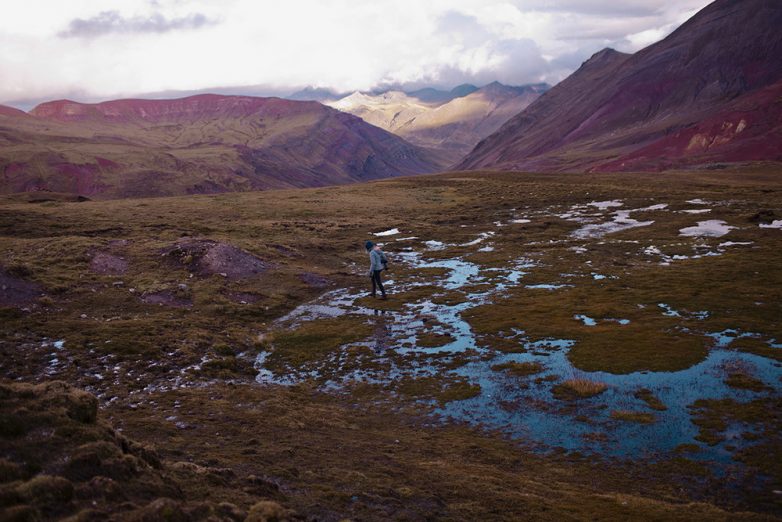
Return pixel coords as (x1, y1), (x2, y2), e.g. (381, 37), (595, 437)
(370, 270), (385, 296)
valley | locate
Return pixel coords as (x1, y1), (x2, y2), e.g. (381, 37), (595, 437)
(2, 0), (782, 519)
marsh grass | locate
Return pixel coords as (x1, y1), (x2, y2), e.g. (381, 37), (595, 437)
(611, 410), (656, 424)
(634, 388), (667, 411)
(724, 372), (770, 392)
(491, 361), (544, 377)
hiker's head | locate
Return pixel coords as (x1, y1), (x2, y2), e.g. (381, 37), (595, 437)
(365, 240), (374, 252)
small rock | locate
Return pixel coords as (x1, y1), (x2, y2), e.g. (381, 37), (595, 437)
(112, 281), (124, 287)
(80, 314), (88, 319)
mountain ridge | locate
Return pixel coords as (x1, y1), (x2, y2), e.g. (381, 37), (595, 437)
(0, 94), (449, 198)
(327, 82), (548, 162)
(457, 0), (782, 172)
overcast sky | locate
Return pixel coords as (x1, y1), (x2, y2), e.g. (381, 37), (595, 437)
(0, 0), (712, 109)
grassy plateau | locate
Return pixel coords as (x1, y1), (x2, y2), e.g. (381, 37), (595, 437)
(1, 165), (781, 520)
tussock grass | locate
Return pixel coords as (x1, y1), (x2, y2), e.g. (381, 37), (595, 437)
(553, 378), (608, 400)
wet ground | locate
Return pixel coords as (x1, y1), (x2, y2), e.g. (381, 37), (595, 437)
(256, 196), (782, 468)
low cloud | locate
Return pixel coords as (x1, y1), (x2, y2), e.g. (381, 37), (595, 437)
(58, 10), (215, 39)
(0, 1), (713, 107)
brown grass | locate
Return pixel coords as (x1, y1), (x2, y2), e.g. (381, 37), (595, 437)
(553, 378), (609, 399)
(491, 361), (545, 377)
(611, 410), (656, 424)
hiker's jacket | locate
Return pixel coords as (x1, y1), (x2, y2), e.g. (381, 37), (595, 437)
(369, 250), (387, 274)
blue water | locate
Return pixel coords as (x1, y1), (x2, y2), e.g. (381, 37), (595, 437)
(257, 240), (782, 464)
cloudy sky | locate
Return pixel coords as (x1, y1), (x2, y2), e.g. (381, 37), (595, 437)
(0, 0), (712, 109)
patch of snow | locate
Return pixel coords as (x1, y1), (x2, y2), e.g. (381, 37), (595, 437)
(572, 210), (654, 239)
(478, 246), (495, 252)
(681, 209), (711, 214)
(395, 236), (418, 241)
(686, 198), (708, 204)
(526, 284), (568, 290)
(638, 203), (669, 211)
(461, 232), (495, 247)
(679, 220), (736, 237)
(53, 340), (65, 350)
(425, 240), (446, 251)
(510, 219), (531, 224)
(574, 314), (596, 326)
(718, 241), (753, 247)
(658, 303), (681, 317)
(759, 220), (782, 229)
(373, 228), (400, 237)
(587, 200), (624, 210)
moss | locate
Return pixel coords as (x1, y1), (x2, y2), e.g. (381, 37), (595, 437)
(265, 315), (373, 372)
(552, 379), (608, 400)
(689, 398), (779, 446)
(429, 291), (468, 307)
(491, 361), (544, 377)
(355, 285), (440, 311)
(416, 331), (456, 348)
(395, 376), (480, 406)
(731, 337), (782, 362)
(610, 410), (656, 424)
(567, 328), (708, 374)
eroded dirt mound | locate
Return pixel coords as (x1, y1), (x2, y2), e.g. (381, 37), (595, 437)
(0, 380), (297, 521)
(298, 272), (330, 289)
(0, 266), (43, 307)
(162, 239), (270, 280)
(749, 209), (777, 224)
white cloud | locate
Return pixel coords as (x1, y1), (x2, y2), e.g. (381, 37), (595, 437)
(0, 0), (713, 107)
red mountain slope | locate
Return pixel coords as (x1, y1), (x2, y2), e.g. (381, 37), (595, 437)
(457, 0), (782, 172)
(0, 95), (448, 198)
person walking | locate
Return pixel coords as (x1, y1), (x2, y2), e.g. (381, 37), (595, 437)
(365, 241), (388, 299)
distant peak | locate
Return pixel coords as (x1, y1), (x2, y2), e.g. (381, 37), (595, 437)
(585, 48), (627, 62)
(579, 48), (631, 70)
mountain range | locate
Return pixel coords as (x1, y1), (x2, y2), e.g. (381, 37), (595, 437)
(457, 0), (782, 172)
(326, 82), (547, 161)
(0, 95), (448, 198)
(1, 0), (781, 199)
